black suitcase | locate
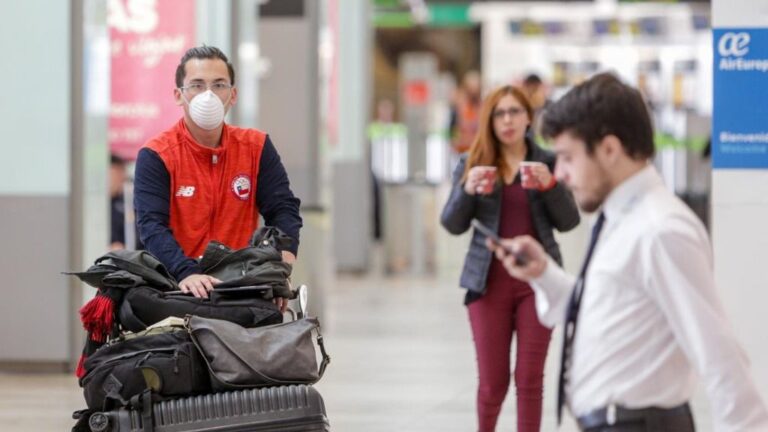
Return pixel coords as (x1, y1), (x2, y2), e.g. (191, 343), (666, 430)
(86, 385), (330, 432)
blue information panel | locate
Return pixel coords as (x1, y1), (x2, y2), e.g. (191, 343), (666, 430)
(713, 29), (768, 169)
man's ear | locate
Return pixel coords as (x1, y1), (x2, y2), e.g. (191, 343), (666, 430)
(174, 88), (184, 107)
(229, 86), (238, 107)
(596, 134), (623, 165)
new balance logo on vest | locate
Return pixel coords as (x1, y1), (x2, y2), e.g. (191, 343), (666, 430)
(175, 186), (195, 197)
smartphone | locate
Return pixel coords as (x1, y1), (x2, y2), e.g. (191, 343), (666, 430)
(471, 219), (528, 266)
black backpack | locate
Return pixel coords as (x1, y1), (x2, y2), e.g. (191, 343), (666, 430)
(80, 326), (210, 411)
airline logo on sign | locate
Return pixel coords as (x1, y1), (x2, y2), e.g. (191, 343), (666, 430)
(717, 31), (768, 72)
(718, 32), (750, 57)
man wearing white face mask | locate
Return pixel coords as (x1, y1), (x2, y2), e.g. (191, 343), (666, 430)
(134, 46), (302, 308)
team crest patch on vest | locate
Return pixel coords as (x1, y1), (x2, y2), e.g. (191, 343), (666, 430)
(231, 174), (252, 201)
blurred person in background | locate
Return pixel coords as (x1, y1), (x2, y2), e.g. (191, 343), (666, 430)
(489, 73), (768, 431)
(367, 98), (399, 241)
(441, 85), (580, 432)
(521, 73), (549, 112)
(521, 73), (550, 137)
(374, 97), (395, 124)
(110, 153), (127, 250)
(134, 46), (302, 306)
(450, 70), (482, 154)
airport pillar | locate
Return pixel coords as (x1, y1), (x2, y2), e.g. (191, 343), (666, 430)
(711, 0), (768, 392)
(330, 0), (373, 272)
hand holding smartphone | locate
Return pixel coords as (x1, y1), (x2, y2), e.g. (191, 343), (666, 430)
(471, 219), (528, 266)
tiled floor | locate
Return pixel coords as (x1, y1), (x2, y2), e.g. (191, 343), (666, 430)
(0, 244), (715, 431)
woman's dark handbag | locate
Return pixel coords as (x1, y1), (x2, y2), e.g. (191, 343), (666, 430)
(118, 286), (283, 333)
(80, 326), (210, 410)
(186, 315), (330, 391)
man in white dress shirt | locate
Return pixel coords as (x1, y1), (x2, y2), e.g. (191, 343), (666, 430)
(490, 73), (768, 431)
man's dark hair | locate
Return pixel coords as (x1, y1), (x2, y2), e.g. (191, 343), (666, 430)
(175, 46), (236, 88)
(523, 73), (542, 86)
(110, 153), (125, 166)
(541, 72), (655, 160)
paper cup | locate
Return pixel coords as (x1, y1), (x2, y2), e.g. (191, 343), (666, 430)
(478, 166), (497, 194)
(520, 162), (540, 189)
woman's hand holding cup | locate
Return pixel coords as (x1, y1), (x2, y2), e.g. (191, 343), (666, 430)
(465, 166), (497, 195)
(520, 162), (554, 190)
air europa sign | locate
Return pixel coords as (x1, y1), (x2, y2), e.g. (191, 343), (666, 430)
(717, 31), (768, 72)
(713, 29), (768, 168)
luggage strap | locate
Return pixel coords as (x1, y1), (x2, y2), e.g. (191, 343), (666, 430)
(130, 389), (154, 432)
(102, 374), (130, 409)
(316, 328), (331, 379)
(118, 299), (148, 332)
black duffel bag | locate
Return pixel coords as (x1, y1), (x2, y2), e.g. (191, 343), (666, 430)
(118, 286), (283, 333)
(80, 326), (210, 410)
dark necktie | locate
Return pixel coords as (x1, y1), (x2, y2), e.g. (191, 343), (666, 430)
(557, 211), (606, 424)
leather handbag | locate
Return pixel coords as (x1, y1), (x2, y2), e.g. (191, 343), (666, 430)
(186, 314), (330, 391)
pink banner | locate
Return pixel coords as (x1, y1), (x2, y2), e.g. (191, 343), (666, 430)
(109, 0), (195, 161)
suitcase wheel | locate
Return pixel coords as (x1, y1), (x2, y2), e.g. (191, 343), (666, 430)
(88, 412), (110, 432)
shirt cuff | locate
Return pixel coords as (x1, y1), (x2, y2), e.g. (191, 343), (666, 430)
(538, 176), (558, 192)
(529, 257), (575, 327)
(176, 262), (202, 282)
(285, 237), (299, 256)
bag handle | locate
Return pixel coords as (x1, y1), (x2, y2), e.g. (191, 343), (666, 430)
(286, 304), (330, 379)
(315, 327), (331, 379)
(118, 298), (148, 332)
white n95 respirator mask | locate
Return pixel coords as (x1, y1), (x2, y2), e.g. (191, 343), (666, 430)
(187, 90), (226, 130)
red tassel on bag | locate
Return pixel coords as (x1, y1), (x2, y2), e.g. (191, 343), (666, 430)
(79, 293), (114, 343)
(75, 354), (87, 378)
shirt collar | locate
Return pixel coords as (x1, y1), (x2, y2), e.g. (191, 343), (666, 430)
(177, 118), (229, 155)
(601, 164), (662, 222)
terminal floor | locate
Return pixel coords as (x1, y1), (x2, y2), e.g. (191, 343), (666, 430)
(0, 272), (714, 432)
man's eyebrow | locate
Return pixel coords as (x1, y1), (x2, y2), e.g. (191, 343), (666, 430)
(187, 78), (229, 83)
